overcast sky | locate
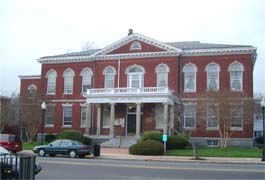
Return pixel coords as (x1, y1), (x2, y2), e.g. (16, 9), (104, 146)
(0, 0), (264, 96)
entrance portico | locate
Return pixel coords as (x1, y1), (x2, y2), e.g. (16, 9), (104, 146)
(84, 87), (177, 138)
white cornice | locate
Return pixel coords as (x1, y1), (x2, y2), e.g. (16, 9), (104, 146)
(19, 75), (41, 79)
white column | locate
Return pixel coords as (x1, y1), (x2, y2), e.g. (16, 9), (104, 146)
(169, 105), (174, 136)
(109, 103), (115, 138)
(163, 103), (169, 135)
(135, 103), (141, 138)
(96, 104), (101, 136)
(85, 103), (91, 135)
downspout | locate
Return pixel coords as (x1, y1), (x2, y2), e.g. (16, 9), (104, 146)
(178, 54), (183, 133)
(92, 58), (97, 134)
(118, 59), (120, 88)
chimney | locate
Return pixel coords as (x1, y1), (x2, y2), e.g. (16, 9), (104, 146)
(128, 29), (133, 36)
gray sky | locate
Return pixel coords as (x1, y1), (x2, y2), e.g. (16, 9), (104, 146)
(0, 0), (264, 96)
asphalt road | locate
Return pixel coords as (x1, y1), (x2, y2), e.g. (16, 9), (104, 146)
(35, 156), (265, 179)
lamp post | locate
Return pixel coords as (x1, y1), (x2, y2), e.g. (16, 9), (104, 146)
(41, 101), (46, 145)
(260, 98), (265, 161)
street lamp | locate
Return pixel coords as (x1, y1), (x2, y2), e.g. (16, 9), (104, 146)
(41, 101), (46, 145)
(260, 98), (265, 161)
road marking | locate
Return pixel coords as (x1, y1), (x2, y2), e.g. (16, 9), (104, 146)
(39, 160), (264, 173)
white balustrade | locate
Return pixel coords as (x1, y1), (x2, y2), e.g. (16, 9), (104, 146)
(87, 87), (171, 96)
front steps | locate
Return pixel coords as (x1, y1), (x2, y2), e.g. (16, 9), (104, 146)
(100, 136), (138, 148)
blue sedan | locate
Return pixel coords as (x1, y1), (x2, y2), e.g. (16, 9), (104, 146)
(33, 139), (93, 158)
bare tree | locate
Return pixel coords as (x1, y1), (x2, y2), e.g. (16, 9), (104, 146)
(19, 90), (44, 143)
(81, 40), (97, 51)
(196, 90), (253, 148)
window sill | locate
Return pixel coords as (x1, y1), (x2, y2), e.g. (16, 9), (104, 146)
(207, 127), (219, 131)
(184, 90), (196, 93)
(46, 93), (55, 95)
(45, 125), (54, 128)
(184, 127), (196, 130)
(230, 127), (243, 131)
(103, 125), (110, 129)
(62, 125), (72, 128)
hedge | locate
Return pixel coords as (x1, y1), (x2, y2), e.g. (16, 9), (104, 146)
(58, 130), (84, 143)
(166, 134), (189, 150)
(129, 140), (164, 155)
(141, 131), (162, 142)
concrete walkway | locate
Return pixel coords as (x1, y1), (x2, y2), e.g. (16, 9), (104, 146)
(22, 148), (265, 164)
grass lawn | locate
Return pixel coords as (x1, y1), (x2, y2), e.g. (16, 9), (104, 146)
(23, 142), (47, 150)
(166, 147), (262, 158)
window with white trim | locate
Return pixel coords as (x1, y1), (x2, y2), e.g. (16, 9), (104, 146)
(206, 63), (220, 91)
(126, 66), (144, 88)
(207, 106), (219, 130)
(230, 106), (243, 130)
(80, 106), (87, 127)
(155, 104), (163, 129)
(28, 84), (37, 94)
(229, 62), (244, 91)
(183, 64), (197, 92)
(184, 105), (196, 129)
(63, 69), (75, 94)
(63, 106), (72, 126)
(156, 64), (169, 87)
(45, 105), (55, 127)
(103, 66), (116, 88)
(80, 68), (92, 93)
(46, 70), (57, 94)
(130, 41), (142, 50)
(103, 105), (110, 128)
(207, 140), (219, 147)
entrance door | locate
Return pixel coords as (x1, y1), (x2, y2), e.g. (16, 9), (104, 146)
(127, 114), (136, 135)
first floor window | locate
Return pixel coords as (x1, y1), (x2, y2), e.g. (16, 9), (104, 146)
(155, 104), (163, 129)
(45, 106), (55, 126)
(207, 140), (219, 147)
(103, 106), (110, 128)
(63, 106), (72, 126)
(230, 106), (243, 130)
(80, 107), (87, 127)
(207, 107), (219, 130)
(184, 105), (196, 129)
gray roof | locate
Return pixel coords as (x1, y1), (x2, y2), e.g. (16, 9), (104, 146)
(40, 41), (254, 59)
(165, 41), (253, 50)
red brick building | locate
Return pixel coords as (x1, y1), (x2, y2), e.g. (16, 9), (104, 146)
(20, 30), (257, 147)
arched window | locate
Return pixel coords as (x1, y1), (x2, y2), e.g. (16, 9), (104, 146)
(80, 68), (93, 93)
(156, 64), (169, 87)
(103, 66), (116, 88)
(130, 41), (142, 51)
(125, 65), (145, 88)
(63, 68), (75, 94)
(228, 62), (244, 91)
(183, 63), (197, 92)
(206, 63), (220, 91)
(27, 84), (37, 94)
(45, 69), (57, 94)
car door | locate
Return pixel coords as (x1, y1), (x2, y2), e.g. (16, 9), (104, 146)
(60, 140), (72, 155)
(46, 140), (62, 154)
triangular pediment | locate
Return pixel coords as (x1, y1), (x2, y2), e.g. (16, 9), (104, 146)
(93, 33), (181, 56)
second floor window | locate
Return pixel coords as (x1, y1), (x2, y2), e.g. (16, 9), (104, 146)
(229, 62), (244, 91)
(103, 66), (116, 88)
(156, 64), (169, 87)
(46, 70), (57, 94)
(63, 69), (75, 94)
(126, 65), (145, 88)
(206, 63), (220, 91)
(80, 68), (93, 93)
(183, 64), (197, 92)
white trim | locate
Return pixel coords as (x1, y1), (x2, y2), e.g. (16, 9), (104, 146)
(63, 68), (75, 77)
(125, 64), (146, 74)
(183, 63), (197, 93)
(130, 41), (142, 51)
(80, 67), (93, 76)
(19, 75), (41, 79)
(205, 63), (220, 91)
(27, 84), (37, 91)
(50, 99), (85, 103)
(102, 66), (117, 75)
(45, 69), (57, 78)
(62, 103), (73, 107)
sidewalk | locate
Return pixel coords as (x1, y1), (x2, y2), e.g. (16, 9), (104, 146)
(23, 148), (265, 164)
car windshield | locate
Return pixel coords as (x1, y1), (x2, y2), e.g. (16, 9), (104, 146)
(0, 146), (10, 155)
(49, 140), (62, 146)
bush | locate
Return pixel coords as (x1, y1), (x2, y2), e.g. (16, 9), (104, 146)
(58, 130), (84, 143)
(45, 134), (57, 143)
(141, 131), (162, 142)
(83, 136), (92, 145)
(166, 134), (189, 150)
(129, 140), (164, 155)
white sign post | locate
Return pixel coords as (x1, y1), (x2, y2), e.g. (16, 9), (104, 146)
(162, 134), (168, 154)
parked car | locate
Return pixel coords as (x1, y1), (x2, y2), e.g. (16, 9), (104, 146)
(0, 134), (22, 153)
(0, 146), (42, 179)
(33, 139), (94, 158)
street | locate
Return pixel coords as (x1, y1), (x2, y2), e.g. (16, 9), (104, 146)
(35, 156), (265, 179)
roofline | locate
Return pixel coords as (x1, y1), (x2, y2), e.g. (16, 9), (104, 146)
(19, 75), (41, 79)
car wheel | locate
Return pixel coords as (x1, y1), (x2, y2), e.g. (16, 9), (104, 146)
(39, 149), (45, 157)
(49, 154), (56, 157)
(79, 155), (85, 158)
(69, 150), (76, 158)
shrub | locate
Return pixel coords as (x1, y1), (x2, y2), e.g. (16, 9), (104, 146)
(83, 136), (92, 145)
(45, 134), (57, 143)
(141, 131), (162, 142)
(129, 140), (164, 155)
(166, 134), (189, 150)
(58, 130), (84, 143)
